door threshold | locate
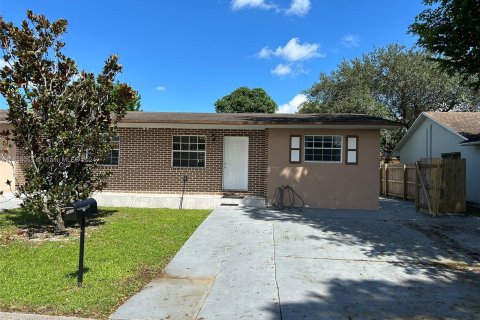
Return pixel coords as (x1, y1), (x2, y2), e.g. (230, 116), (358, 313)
(221, 194), (245, 199)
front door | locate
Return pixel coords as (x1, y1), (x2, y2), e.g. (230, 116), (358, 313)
(223, 136), (249, 191)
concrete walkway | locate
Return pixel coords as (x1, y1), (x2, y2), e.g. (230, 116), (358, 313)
(111, 198), (480, 320)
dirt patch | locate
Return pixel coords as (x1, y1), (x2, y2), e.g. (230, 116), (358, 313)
(405, 221), (480, 265)
(0, 226), (100, 245)
(433, 260), (480, 273)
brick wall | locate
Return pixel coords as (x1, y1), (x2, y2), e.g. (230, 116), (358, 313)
(101, 127), (268, 196)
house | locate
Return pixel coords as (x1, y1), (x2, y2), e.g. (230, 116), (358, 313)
(0, 111), (399, 210)
(393, 112), (480, 205)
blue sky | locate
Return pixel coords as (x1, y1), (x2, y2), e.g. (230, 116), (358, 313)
(0, 0), (424, 112)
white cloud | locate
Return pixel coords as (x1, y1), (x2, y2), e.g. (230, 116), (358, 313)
(156, 85), (166, 92)
(231, 0), (275, 10)
(342, 35), (360, 48)
(278, 93), (308, 113)
(231, 0), (311, 16)
(270, 63), (292, 76)
(258, 38), (323, 62)
(257, 47), (271, 59)
(286, 0), (311, 16)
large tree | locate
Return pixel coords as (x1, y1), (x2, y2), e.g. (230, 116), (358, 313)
(0, 11), (137, 232)
(300, 44), (480, 155)
(114, 81), (141, 111)
(215, 87), (277, 113)
(409, 0), (480, 89)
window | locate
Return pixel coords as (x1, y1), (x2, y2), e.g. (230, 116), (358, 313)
(172, 135), (206, 168)
(304, 135), (342, 163)
(346, 136), (358, 165)
(290, 135), (301, 164)
(99, 136), (120, 165)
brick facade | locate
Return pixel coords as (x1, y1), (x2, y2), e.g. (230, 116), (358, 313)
(101, 127), (268, 197)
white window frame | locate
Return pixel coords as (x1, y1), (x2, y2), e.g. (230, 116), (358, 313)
(171, 135), (207, 168)
(304, 135), (343, 163)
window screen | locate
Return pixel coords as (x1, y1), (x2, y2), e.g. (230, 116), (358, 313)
(304, 135), (342, 163)
(172, 136), (206, 168)
(99, 136), (120, 165)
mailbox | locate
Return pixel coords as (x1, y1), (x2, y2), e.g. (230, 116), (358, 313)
(64, 198), (98, 221)
(63, 198), (97, 287)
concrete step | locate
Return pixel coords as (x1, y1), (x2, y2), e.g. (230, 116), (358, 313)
(220, 195), (265, 208)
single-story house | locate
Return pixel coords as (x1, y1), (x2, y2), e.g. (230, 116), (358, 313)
(393, 112), (480, 204)
(0, 111), (399, 210)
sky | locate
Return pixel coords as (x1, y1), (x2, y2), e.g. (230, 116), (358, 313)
(0, 0), (424, 113)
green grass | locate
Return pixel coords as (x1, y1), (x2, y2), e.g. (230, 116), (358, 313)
(0, 207), (210, 319)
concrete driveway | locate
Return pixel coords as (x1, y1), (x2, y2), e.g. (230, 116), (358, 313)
(111, 199), (480, 320)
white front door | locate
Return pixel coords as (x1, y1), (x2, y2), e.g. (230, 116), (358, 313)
(223, 136), (249, 191)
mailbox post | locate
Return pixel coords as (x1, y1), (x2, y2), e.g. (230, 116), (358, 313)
(64, 198), (97, 287)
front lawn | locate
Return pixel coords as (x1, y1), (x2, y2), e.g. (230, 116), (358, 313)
(0, 207), (210, 319)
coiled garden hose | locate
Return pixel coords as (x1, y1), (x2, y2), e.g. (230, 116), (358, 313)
(272, 185), (305, 211)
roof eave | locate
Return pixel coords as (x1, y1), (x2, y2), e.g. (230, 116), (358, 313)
(459, 140), (480, 146)
(392, 115), (424, 153)
(118, 122), (400, 129)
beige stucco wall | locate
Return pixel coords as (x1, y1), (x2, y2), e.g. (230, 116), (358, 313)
(0, 123), (15, 192)
(267, 128), (380, 210)
(0, 160), (14, 192)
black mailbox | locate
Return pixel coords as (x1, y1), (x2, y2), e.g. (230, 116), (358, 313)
(63, 198), (97, 287)
(64, 198), (98, 221)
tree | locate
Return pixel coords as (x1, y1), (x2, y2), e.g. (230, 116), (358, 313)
(0, 11), (137, 232)
(114, 81), (141, 111)
(215, 87), (277, 113)
(409, 0), (480, 89)
(300, 44), (480, 156)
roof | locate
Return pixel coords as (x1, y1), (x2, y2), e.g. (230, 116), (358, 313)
(0, 110), (401, 129)
(425, 112), (480, 143)
(121, 112), (400, 127)
(394, 112), (480, 151)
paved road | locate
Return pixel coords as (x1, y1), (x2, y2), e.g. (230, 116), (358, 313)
(111, 199), (480, 320)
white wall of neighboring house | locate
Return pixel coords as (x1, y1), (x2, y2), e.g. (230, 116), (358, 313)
(396, 117), (480, 204)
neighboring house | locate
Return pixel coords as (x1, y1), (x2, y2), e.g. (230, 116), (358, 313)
(393, 112), (480, 204)
(0, 111), (399, 210)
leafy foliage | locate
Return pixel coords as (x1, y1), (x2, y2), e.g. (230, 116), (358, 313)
(300, 44), (480, 156)
(0, 11), (137, 231)
(114, 81), (141, 111)
(410, 0), (480, 89)
(215, 86), (277, 113)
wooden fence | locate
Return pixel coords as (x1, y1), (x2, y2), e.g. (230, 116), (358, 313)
(379, 163), (416, 201)
(380, 158), (466, 216)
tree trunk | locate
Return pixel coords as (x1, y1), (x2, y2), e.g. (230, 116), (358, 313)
(54, 210), (66, 234)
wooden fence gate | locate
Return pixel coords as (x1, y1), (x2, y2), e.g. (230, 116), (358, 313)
(380, 158), (466, 216)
